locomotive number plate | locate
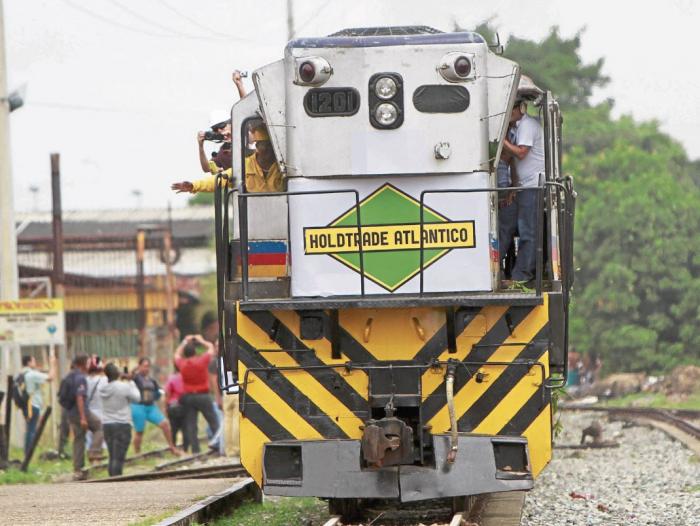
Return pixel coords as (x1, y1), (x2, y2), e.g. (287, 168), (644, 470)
(304, 88), (360, 117)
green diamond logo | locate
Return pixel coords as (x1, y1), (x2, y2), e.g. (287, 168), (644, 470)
(303, 184), (476, 292)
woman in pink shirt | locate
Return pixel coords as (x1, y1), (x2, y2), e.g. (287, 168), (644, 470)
(165, 367), (191, 452)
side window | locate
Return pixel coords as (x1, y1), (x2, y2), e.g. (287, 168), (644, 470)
(240, 117), (263, 193)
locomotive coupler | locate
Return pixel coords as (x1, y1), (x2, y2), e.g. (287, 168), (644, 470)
(361, 415), (414, 468)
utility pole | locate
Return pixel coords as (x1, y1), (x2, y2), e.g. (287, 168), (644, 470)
(0, 1), (17, 303)
(0, 0), (21, 446)
(50, 154), (67, 449)
(286, 0), (294, 41)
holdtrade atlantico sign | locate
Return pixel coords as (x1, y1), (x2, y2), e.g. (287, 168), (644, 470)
(303, 184), (476, 292)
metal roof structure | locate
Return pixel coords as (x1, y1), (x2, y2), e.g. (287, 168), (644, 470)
(15, 206), (213, 244)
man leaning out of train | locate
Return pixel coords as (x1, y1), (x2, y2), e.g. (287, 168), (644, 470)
(502, 98), (546, 287)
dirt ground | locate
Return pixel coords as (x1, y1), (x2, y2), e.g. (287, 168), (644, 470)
(0, 478), (239, 525)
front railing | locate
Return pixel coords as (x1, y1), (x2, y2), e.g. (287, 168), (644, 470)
(214, 175), (576, 390)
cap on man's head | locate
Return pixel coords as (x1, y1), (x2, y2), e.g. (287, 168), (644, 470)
(252, 125), (270, 142)
(209, 109), (231, 130)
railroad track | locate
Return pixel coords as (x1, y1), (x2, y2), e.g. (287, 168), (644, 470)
(560, 404), (700, 440)
(157, 478), (261, 526)
(323, 492), (524, 525)
(87, 462), (247, 483)
(86, 436), (210, 474)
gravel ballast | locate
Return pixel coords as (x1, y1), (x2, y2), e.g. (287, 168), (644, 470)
(521, 410), (700, 526)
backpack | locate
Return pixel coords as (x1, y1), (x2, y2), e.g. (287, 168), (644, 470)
(11, 372), (29, 415)
(58, 372), (77, 410)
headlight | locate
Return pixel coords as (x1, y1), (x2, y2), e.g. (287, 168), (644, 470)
(454, 56), (471, 78)
(294, 56), (332, 86)
(374, 103), (399, 126)
(437, 52), (475, 82)
(299, 61), (316, 83)
(374, 76), (397, 100)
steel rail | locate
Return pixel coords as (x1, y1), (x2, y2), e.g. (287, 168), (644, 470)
(559, 405), (700, 440)
(156, 477), (261, 526)
(86, 462), (246, 483)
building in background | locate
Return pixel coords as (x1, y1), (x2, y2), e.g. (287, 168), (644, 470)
(15, 206), (215, 374)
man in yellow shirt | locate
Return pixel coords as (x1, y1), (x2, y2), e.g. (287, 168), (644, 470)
(171, 124), (283, 194)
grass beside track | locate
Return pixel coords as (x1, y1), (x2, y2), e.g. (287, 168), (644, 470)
(0, 424), (175, 485)
(602, 390), (700, 410)
(209, 496), (327, 526)
(0, 447), (73, 484)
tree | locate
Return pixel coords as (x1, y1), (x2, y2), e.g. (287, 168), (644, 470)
(465, 23), (609, 109)
(464, 21), (700, 372)
(188, 191), (214, 206)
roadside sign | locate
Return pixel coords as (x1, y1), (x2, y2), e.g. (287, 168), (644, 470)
(0, 299), (65, 346)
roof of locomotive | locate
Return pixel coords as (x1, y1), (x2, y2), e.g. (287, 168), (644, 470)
(288, 25), (485, 49)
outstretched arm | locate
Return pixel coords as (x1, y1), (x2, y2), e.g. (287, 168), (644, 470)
(233, 70), (247, 100)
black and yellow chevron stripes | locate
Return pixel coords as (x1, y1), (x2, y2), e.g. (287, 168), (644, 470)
(237, 295), (553, 484)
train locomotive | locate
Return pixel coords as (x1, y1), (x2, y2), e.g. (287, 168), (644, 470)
(214, 25), (575, 513)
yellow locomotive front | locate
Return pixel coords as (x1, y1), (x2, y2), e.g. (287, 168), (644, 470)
(214, 26), (574, 506)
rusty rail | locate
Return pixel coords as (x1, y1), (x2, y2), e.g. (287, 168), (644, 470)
(560, 405), (700, 440)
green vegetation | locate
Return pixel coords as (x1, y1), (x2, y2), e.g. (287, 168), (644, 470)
(0, 422), (174, 485)
(189, 190), (214, 206)
(210, 497), (327, 526)
(127, 508), (182, 526)
(466, 23), (700, 374)
(0, 447), (73, 484)
(602, 390), (700, 410)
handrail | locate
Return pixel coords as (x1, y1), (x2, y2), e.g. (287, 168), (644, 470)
(239, 358), (547, 413)
(232, 182), (574, 303)
(235, 188), (365, 300)
(419, 184), (548, 296)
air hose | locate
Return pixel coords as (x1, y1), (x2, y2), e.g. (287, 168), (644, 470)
(445, 363), (458, 464)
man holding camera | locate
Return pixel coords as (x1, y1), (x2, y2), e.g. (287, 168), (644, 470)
(195, 70), (247, 175)
(171, 123), (282, 194)
(174, 334), (220, 454)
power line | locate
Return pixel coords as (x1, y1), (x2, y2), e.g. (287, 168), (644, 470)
(60, 0), (175, 39)
(154, 0), (233, 39)
(293, 0), (333, 37)
(104, 0), (226, 41)
(27, 100), (208, 116)
(60, 0), (263, 44)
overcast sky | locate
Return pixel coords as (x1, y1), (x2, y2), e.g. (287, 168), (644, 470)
(5, 0), (699, 212)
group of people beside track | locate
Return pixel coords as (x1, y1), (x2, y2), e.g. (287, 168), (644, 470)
(53, 354), (181, 479)
(16, 311), (235, 480)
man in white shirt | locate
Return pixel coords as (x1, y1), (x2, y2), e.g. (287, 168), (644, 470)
(502, 99), (546, 284)
(20, 353), (57, 455)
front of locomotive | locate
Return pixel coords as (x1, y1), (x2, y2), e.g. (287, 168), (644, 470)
(232, 26), (563, 504)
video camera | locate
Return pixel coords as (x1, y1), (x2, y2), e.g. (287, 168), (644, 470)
(204, 131), (225, 142)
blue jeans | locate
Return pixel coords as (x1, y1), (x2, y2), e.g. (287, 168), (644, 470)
(499, 198), (518, 261)
(24, 406), (40, 456)
(512, 189), (538, 281)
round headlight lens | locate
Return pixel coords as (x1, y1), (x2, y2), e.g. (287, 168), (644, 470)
(374, 103), (398, 126)
(454, 56), (471, 77)
(374, 76), (397, 99)
(299, 61), (316, 83)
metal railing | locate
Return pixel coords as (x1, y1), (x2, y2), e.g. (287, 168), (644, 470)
(224, 181), (575, 302)
(239, 357), (549, 415)
(213, 175), (575, 390)
(419, 184), (546, 296)
(235, 188), (366, 301)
